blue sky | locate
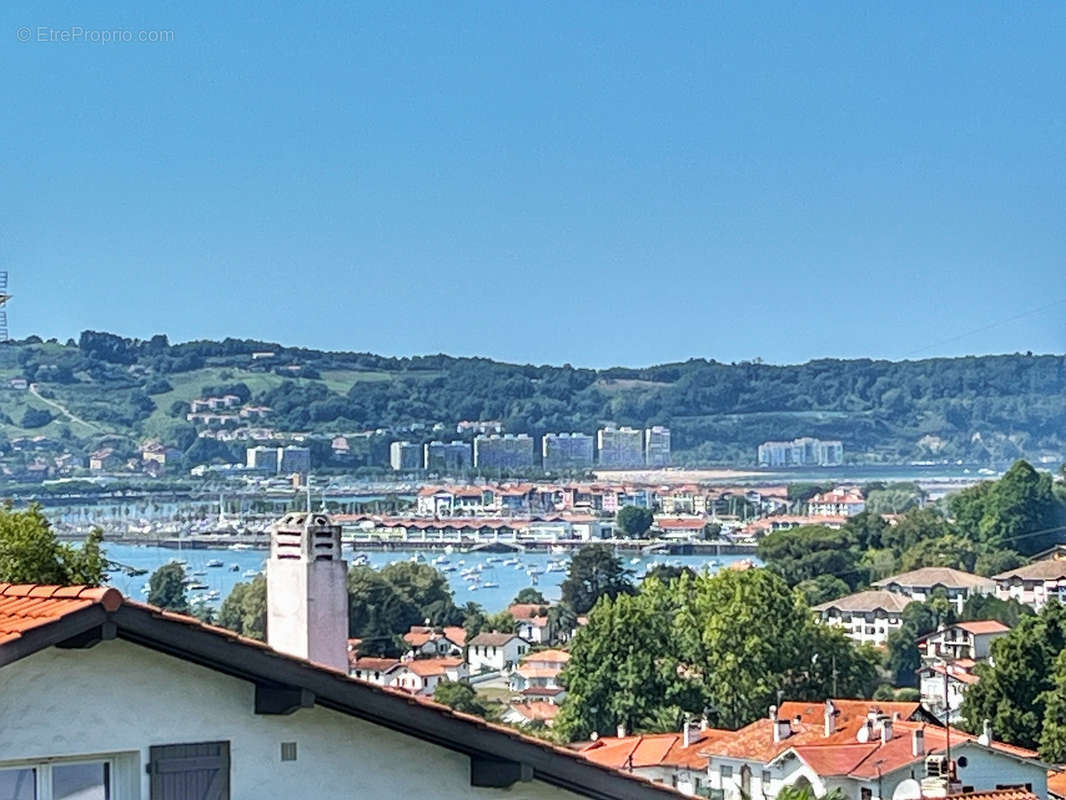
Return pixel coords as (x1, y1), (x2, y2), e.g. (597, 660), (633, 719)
(2, 2), (1063, 368)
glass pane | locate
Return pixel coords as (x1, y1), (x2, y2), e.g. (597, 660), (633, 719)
(52, 762), (108, 800)
(0, 768), (36, 800)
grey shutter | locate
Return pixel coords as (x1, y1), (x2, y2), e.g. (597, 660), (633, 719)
(149, 741), (230, 800)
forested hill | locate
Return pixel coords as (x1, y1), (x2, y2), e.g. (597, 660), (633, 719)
(3, 331), (1065, 466)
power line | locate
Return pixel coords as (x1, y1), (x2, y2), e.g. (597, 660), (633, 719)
(901, 295), (1066, 358)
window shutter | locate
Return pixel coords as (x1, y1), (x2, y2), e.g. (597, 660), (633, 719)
(148, 741), (230, 800)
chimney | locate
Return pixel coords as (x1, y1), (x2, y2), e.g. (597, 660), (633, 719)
(683, 717), (693, 749)
(912, 727), (925, 757)
(824, 699), (837, 737)
(266, 511), (349, 673)
(617, 723), (627, 739)
(700, 715), (710, 731)
(978, 719), (992, 746)
(770, 706), (791, 743)
(880, 716), (893, 744)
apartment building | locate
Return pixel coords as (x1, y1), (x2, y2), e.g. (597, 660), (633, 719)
(644, 426), (671, 467)
(423, 440), (472, 473)
(389, 440), (423, 471)
(597, 426), (644, 469)
(473, 434), (535, 471)
(757, 437), (844, 467)
(542, 433), (595, 471)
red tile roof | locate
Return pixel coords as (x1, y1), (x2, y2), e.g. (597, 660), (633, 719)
(955, 620), (1011, 635)
(401, 657), (464, 677)
(523, 649), (571, 665)
(581, 730), (730, 771)
(508, 701), (561, 723)
(951, 790), (1039, 800)
(0, 583), (122, 643)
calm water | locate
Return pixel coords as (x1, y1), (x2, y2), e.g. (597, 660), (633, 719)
(100, 542), (756, 613)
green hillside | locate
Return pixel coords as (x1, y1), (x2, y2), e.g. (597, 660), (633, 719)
(1, 331), (1064, 468)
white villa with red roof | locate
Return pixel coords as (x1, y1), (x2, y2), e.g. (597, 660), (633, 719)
(403, 623), (466, 657)
(993, 561), (1066, 609)
(699, 701), (1052, 800)
(509, 648), (570, 702)
(509, 603), (554, 644)
(808, 488), (866, 517)
(918, 620), (1010, 663)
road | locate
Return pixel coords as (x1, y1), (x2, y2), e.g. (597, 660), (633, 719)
(28, 383), (103, 433)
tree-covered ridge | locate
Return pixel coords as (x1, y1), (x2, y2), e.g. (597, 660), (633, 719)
(5, 332), (1066, 465)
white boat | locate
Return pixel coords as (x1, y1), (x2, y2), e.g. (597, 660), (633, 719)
(228, 543), (252, 551)
(207, 559), (224, 568)
(229, 564), (241, 572)
(480, 581), (499, 589)
(503, 558), (520, 567)
(630, 557), (642, 564)
(242, 569), (260, 578)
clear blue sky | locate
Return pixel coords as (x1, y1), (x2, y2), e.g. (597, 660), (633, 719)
(2, 2), (1063, 368)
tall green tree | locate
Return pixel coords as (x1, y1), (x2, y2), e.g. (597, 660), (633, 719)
(757, 525), (865, 589)
(217, 575), (267, 639)
(0, 504), (106, 586)
(899, 535), (980, 572)
(673, 568), (865, 728)
(1039, 649), (1066, 762)
(379, 561), (460, 624)
(147, 562), (190, 613)
(560, 544), (633, 614)
(555, 581), (678, 740)
(950, 461), (1066, 555)
(347, 565), (422, 649)
(616, 506), (654, 538)
(885, 598), (952, 686)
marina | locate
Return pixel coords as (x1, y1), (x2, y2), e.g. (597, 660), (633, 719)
(99, 540), (758, 613)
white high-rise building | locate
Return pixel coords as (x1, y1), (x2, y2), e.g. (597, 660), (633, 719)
(473, 434), (535, 470)
(596, 426), (644, 468)
(390, 441), (423, 471)
(542, 433), (595, 471)
(757, 437), (844, 467)
(644, 426), (671, 467)
(266, 511), (349, 673)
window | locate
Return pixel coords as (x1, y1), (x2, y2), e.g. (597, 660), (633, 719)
(761, 770), (771, 786)
(53, 762), (109, 800)
(0, 767), (36, 800)
(0, 760), (111, 800)
(720, 765), (733, 780)
(861, 788), (873, 800)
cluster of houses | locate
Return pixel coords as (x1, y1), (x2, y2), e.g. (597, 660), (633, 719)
(578, 699), (1058, 800)
(811, 551), (1066, 723)
(348, 602), (573, 728)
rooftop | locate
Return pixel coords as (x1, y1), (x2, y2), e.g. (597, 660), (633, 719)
(873, 567), (993, 590)
(813, 590), (912, 614)
(994, 560), (1066, 581)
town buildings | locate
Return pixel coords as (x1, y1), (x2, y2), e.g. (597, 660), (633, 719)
(542, 433), (595, 471)
(423, 440), (472, 472)
(468, 632), (529, 674)
(873, 567), (995, 614)
(644, 426), (672, 467)
(993, 560), (1066, 609)
(807, 487), (866, 516)
(474, 434), (535, 471)
(509, 649), (570, 703)
(597, 426), (645, 469)
(757, 437), (844, 467)
(278, 445), (311, 476)
(389, 440), (422, 471)
(508, 603), (554, 644)
(698, 701), (1049, 800)
(812, 590), (912, 646)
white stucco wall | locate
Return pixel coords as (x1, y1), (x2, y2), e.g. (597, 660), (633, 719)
(0, 640), (584, 800)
